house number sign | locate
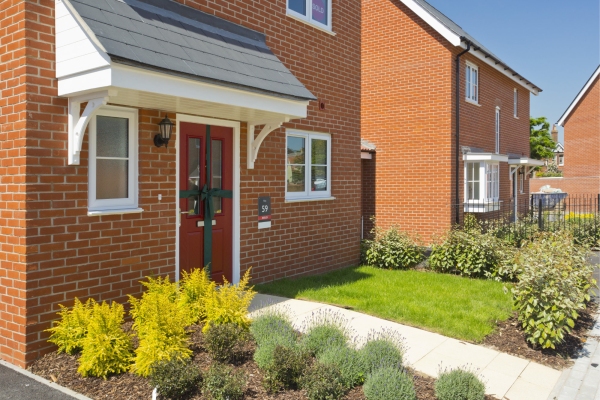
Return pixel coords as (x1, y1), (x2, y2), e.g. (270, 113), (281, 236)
(258, 196), (271, 229)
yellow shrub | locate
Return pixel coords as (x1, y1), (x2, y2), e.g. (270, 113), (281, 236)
(129, 275), (193, 377)
(77, 301), (132, 379)
(46, 297), (96, 355)
(202, 269), (256, 333)
(178, 268), (216, 324)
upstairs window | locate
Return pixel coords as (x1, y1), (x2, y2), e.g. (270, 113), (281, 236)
(286, 130), (331, 200)
(466, 62), (479, 104)
(514, 89), (518, 118)
(287, 0), (332, 31)
(495, 107), (500, 154)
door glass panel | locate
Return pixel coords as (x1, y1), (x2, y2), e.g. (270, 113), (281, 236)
(287, 136), (306, 193)
(96, 116), (128, 158)
(187, 138), (201, 216)
(211, 140), (222, 214)
(96, 159), (128, 199)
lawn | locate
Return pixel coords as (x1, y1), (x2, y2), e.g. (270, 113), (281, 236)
(256, 266), (513, 342)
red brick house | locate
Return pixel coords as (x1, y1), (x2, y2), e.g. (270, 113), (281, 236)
(531, 65), (600, 195)
(361, 0), (543, 240)
(0, 0), (361, 367)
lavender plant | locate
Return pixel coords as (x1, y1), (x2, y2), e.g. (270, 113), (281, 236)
(435, 366), (485, 400)
(318, 345), (366, 389)
(363, 366), (416, 400)
(359, 329), (405, 373)
(300, 309), (353, 357)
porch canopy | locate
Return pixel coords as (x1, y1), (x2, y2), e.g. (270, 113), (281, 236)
(508, 155), (545, 177)
(56, 0), (315, 167)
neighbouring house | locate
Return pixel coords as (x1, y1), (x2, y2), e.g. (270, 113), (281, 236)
(0, 0), (361, 367)
(551, 125), (565, 170)
(361, 0), (543, 240)
(531, 65), (600, 195)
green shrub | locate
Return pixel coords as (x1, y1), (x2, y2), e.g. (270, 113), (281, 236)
(129, 276), (193, 377)
(512, 231), (596, 349)
(204, 323), (248, 363)
(429, 215), (516, 281)
(435, 368), (485, 400)
(250, 307), (296, 348)
(363, 367), (416, 400)
(77, 301), (132, 379)
(178, 268), (215, 324)
(318, 345), (366, 389)
(202, 363), (245, 400)
(564, 213), (600, 248)
(360, 330), (405, 373)
(300, 310), (352, 357)
(149, 355), (201, 400)
(364, 225), (424, 269)
(300, 362), (345, 400)
(46, 297), (96, 355)
(202, 269), (256, 333)
(263, 345), (310, 392)
(251, 309), (299, 370)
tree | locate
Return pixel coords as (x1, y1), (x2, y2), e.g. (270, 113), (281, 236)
(530, 117), (556, 160)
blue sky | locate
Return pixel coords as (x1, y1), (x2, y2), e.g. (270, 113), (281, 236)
(426, 0), (600, 143)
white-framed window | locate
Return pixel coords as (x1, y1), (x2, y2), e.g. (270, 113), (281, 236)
(465, 161), (499, 202)
(513, 88), (518, 118)
(495, 107), (500, 154)
(519, 171), (524, 194)
(558, 154), (564, 166)
(286, 130), (331, 200)
(88, 106), (138, 212)
(465, 62), (479, 104)
(287, 0), (332, 31)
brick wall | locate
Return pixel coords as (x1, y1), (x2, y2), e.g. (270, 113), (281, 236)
(362, 0), (454, 242)
(362, 0), (532, 242)
(1, 0), (361, 366)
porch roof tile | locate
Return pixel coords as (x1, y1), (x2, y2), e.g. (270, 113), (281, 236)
(68, 0), (316, 101)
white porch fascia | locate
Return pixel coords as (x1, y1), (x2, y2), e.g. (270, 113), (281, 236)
(462, 153), (509, 163)
(508, 157), (545, 177)
(59, 63), (309, 166)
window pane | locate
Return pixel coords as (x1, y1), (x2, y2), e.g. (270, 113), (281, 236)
(211, 140), (222, 213)
(96, 159), (128, 199)
(289, 0), (306, 15)
(311, 138), (327, 165)
(473, 162), (480, 181)
(311, 0), (328, 24)
(311, 166), (327, 191)
(287, 166), (305, 192)
(187, 138), (201, 215)
(96, 116), (128, 158)
(287, 136), (305, 165)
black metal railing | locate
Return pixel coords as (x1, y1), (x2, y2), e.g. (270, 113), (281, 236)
(451, 194), (600, 246)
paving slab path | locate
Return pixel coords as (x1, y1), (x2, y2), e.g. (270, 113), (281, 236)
(249, 294), (562, 400)
(547, 251), (600, 400)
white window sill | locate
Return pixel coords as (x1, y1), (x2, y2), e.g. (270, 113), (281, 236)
(285, 196), (336, 203)
(87, 208), (144, 217)
(464, 201), (502, 213)
(465, 98), (481, 107)
(286, 13), (336, 36)
(514, 116), (519, 119)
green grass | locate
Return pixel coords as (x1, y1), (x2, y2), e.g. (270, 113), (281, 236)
(256, 266), (513, 342)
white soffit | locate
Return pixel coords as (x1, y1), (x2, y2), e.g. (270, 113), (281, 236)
(507, 157), (545, 166)
(557, 65), (600, 127)
(463, 153), (509, 162)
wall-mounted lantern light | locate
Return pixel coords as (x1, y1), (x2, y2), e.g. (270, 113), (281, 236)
(155, 114), (174, 148)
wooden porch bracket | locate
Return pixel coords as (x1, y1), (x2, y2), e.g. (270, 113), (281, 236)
(246, 119), (288, 169)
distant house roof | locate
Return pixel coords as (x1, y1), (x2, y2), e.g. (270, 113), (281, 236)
(554, 142), (564, 153)
(400, 0), (542, 94)
(557, 65), (600, 127)
(66, 0), (316, 101)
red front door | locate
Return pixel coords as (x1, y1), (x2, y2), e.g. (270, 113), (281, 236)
(179, 122), (233, 282)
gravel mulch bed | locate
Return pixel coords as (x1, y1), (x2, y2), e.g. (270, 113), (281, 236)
(482, 300), (598, 369)
(28, 322), (497, 400)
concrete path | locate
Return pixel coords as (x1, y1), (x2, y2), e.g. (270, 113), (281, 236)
(249, 294), (562, 400)
(0, 360), (91, 400)
(547, 251), (600, 400)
